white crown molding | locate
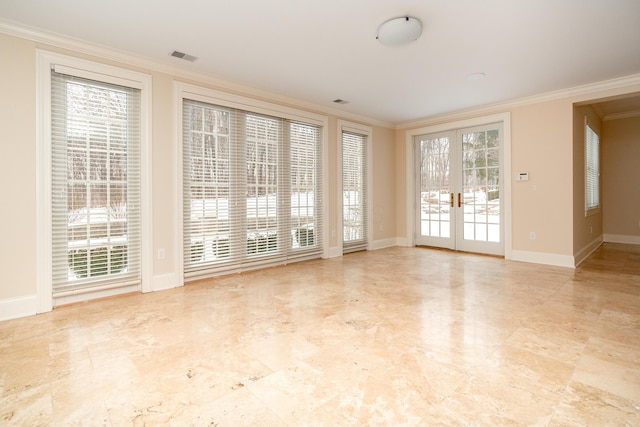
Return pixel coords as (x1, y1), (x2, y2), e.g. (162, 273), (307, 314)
(397, 74), (640, 130)
(604, 110), (640, 121)
(0, 18), (394, 129)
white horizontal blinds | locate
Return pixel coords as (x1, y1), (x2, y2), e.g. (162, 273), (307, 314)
(585, 123), (600, 211)
(183, 100), (323, 279)
(183, 100), (237, 274)
(342, 131), (368, 253)
(51, 70), (141, 296)
(290, 122), (322, 259)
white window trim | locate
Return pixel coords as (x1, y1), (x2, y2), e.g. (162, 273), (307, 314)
(173, 82), (329, 286)
(36, 50), (153, 312)
(584, 118), (601, 217)
(405, 112), (512, 259)
(337, 120), (373, 254)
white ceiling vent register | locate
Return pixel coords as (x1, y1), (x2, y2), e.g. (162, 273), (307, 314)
(170, 50), (198, 62)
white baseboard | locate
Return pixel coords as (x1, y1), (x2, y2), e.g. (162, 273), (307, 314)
(510, 249), (575, 268)
(574, 236), (604, 267)
(326, 247), (342, 258)
(152, 273), (181, 292)
(604, 234), (640, 245)
(370, 238), (399, 250)
(395, 237), (411, 247)
(0, 294), (38, 321)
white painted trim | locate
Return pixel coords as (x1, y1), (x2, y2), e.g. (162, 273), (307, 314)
(370, 238), (398, 250)
(152, 273), (180, 292)
(337, 120), (373, 253)
(510, 250), (575, 268)
(396, 237), (411, 247)
(36, 50), (153, 308)
(404, 112), (512, 259)
(603, 110), (640, 121)
(321, 124), (331, 259)
(0, 295), (38, 322)
(173, 84), (186, 289)
(0, 19), (393, 129)
(574, 236), (604, 267)
(397, 74), (640, 130)
(604, 234), (640, 245)
(326, 247), (342, 259)
(54, 283), (140, 307)
(177, 82), (327, 127)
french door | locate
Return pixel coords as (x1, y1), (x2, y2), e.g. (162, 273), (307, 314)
(415, 123), (503, 256)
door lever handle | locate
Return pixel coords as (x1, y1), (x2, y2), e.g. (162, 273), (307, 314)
(458, 193), (462, 208)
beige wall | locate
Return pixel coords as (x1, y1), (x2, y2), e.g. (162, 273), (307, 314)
(602, 116), (640, 238)
(371, 125), (397, 242)
(511, 100), (574, 256)
(0, 31), (396, 304)
(572, 105), (603, 257)
(0, 34), (37, 300)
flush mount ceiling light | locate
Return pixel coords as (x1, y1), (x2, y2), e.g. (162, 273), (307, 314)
(376, 16), (422, 46)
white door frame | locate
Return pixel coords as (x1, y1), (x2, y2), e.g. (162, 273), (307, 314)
(405, 112), (512, 259)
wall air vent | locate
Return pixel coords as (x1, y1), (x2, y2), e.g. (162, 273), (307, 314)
(333, 99), (349, 105)
(170, 50), (198, 62)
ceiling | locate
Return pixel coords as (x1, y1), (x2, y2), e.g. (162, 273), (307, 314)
(1, 0), (640, 124)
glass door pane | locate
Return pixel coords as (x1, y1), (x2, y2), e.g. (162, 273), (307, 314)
(419, 137), (451, 238)
(461, 128), (500, 243)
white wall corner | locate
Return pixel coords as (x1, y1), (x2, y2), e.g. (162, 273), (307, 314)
(510, 249), (576, 268)
(603, 234), (640, 245)
(151, 273), (181, 293)
(574, 236), (604, 267)
(0, 295), (38, 322)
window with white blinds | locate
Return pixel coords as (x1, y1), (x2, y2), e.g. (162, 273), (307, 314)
(585, 121), (600, 215)
(342, 131), (368, 253)
(183, 99), (323, 278)
(51, 70), (142, 296)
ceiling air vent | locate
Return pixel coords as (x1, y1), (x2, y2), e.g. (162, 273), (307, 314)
(333, 99), (349, 105)
(170, 50), (197, 62)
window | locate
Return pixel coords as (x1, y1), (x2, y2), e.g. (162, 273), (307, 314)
(585, 121), (600, 215)
(51, 71), (142, 296)
(37, 51), (151, 311)
(341, 125), (370, 253)
(182, 97), (324, 278)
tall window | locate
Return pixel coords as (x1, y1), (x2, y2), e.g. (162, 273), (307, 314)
(51, 71), (142, 296)
(182, 99), (322, 278)
(585, 121), (600, 215)
(342, 130), (368, 253)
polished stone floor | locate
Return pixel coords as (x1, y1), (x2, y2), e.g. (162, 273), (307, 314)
(1, 243), (639, 425)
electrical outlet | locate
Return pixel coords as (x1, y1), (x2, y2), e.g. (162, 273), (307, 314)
(158, 248), (165, 260)
(529, 232), (536, 240)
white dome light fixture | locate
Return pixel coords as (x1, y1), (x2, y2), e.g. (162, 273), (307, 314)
(376, 16), (422, 46)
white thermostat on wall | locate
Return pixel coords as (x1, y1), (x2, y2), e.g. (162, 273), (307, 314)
(517, 172), (529, 181)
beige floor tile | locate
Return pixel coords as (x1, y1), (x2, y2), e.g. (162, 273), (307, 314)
(1, 243), (639, 425)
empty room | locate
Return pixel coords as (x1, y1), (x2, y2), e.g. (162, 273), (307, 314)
(1, 0), (639, 425)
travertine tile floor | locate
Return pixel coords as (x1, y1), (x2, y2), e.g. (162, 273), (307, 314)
(1, 243), (639, 426)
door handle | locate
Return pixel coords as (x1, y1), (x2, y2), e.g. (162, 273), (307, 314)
(458, 193), (462, 208)
(450, 193), (454, 208)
